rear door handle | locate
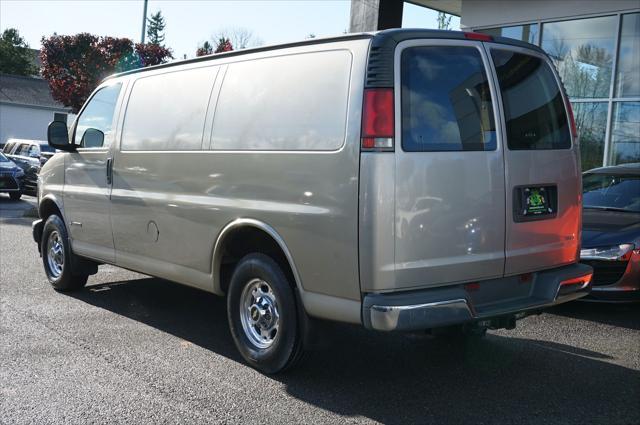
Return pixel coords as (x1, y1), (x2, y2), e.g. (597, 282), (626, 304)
(106, 157), (113, 185)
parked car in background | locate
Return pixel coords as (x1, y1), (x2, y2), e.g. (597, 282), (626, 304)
(0, 152), (25, 200)
(2, 139), (52, 195)
(580, 163), (640, 302)
(33, 29), (593, 373)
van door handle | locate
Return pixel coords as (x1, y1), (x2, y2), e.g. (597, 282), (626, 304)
(106, 157), (113, 185)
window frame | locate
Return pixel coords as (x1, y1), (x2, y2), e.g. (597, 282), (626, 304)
(471, 9), (640, 167)
(71, 81), (124, 151)
(484, 42), (574, 151)
(394, 39), (503, 153)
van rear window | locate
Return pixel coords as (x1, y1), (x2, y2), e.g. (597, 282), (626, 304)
(401, 46), (497, 152)
(491, 50), (571, 150)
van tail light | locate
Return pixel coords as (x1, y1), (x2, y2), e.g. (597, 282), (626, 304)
(464, 32), (493, 42)
(361, 88), (394, 151)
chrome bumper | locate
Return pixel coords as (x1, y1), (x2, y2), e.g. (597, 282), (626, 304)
(363, 263), (593, 331)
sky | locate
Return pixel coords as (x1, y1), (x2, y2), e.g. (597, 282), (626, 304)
(0, 0), (460, 59)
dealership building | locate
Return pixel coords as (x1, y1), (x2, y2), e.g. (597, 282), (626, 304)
(350, 0), (640, 170)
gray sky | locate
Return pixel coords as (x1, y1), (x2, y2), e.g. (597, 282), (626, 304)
(1, 0), (460, 59)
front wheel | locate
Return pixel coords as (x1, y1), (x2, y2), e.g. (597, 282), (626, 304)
(41, 215), (88, 291)
(227, 253), (304, 374)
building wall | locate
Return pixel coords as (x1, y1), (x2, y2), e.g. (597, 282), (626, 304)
(0, 104), (65, 146)
(460, 0), (639, 29)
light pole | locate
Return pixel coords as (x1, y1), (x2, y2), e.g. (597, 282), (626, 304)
(140, 0), (148, 43)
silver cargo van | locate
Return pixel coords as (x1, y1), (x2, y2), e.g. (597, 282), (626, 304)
(34, 29), (593, 373)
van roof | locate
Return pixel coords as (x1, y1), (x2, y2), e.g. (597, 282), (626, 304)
(107, 28), (544, 82)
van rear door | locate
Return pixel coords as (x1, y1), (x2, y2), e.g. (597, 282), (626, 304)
(486, 45), (581, 276)
(394, 39), (506, 289)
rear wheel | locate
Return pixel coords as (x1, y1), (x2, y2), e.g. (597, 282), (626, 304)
(9, 192), (21, 200)
(227, 253), (304, 374)
(41, 215), (88, 291)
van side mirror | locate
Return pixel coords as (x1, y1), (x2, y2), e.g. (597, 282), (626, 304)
(81, 128), (105, 148)
(47, 121), (75, 152)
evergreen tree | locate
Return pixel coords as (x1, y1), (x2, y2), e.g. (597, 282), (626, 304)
(0, 28), (38, 76)
(146, 11), (166, 45)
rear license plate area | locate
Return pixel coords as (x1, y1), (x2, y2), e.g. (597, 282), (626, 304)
(513, 185), (557, 222)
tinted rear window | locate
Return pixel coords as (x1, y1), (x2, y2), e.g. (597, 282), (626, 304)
(491, 50), (571, 150)
(401, 46), (497, 152)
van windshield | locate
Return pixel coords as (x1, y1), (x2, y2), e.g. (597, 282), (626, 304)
(491, 49), (571, 150)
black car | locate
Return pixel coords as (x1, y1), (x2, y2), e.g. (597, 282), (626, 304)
(580, 163), (640, 302)
(0, 152), (25, 200)
(2, 139), (50, 196)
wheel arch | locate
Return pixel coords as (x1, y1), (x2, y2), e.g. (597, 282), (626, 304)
(212, 219), (304, 297)
(39, 195), (64, 222)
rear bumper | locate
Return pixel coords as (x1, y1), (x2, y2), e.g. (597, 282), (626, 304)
(362, 263), (593, 331)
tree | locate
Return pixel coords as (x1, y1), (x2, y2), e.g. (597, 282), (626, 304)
(437, 12), (452, 30)
(196, 41), (214, 57)
(0, 28), (38, 76)
(212, 28), (262, 50)
(40, 33), (172, 113)
(214, 37), (233, 53)
(146, 11), (166, 45)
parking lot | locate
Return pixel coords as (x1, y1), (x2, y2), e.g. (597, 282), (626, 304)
(1, 195), (639, 424)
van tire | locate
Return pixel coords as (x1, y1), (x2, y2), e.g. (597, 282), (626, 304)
(227, 253), (304, 374)
(41, 214), (88, 291)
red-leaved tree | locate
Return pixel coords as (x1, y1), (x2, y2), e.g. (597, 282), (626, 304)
(196, 37), (233, 57)
(40, 33), (172, 113)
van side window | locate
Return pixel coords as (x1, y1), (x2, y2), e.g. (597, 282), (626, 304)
(121, 67), (216, 151)
(74, 83), (122, 148)
(401, 46), (497, 152)
(491, 50), (571, 150)
(211, 50), (352, 151)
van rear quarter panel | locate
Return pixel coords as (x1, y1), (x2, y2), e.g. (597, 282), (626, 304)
(110, 40), (370, 305)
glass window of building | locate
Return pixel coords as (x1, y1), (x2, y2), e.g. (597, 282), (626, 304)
(541, 16), (617, 99)
(572, 102), (608, 170)
(478, 24), (538, 44)
(615, 13), (640, 98)
(610, 102), (640, 165)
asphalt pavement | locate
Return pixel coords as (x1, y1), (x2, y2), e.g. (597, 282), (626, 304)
(1, 194), (639, 424)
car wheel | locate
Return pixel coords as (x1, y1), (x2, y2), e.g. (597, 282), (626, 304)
(41, 214), (88, 291)
(227, 253), (304, 374)
(9, 192), (21, 200)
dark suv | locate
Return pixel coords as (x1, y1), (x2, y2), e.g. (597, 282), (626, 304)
(2, 139), (54, 195)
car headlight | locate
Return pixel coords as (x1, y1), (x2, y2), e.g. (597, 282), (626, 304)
(14, 168), (24, 177)
(580, 244), (635, 261)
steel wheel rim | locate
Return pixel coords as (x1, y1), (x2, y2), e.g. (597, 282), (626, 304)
(46, 230), (64, 279)
(239, 278), (280, 349)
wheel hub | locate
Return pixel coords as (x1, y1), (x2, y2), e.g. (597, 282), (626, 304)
(240, 279), (280, 349)
(46, 230), (64, 279)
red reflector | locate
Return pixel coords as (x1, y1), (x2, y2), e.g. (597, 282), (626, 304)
(362, 88), (394, 139)
(519, 273), (533, 283)
(464, 32), (493, 42)
(464, 282), (480, 292)
(560, 273), (593, 286)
